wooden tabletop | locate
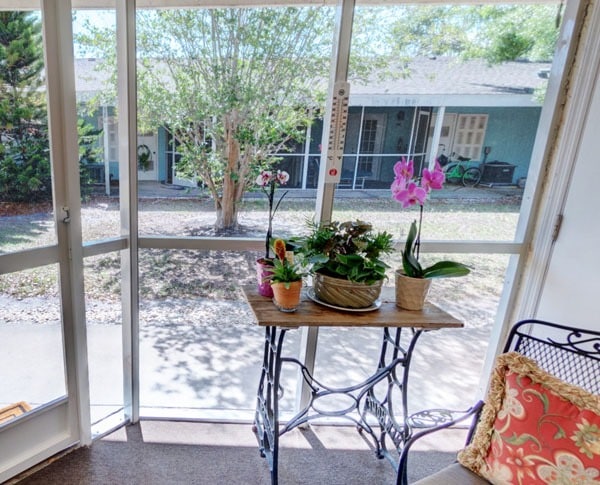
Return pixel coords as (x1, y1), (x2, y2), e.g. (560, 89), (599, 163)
(242, 285), (463, 329)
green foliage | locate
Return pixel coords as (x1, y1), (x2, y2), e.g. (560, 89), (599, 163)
(389, 4), (560, 63)
(268, 258), (304, 286)
(401, 220), (470, 279)
(297, 220), (393, 284)
(0, 11), (45, 130)
(0, 12), (49, 202)
(76, 7), (345, 228)
(0, 127), (51, 202)
(484, 31), (535, 64)
(0, 13), (104, 203)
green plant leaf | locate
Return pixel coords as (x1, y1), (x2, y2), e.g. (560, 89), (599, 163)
(422, 261), (470, 278)
(401, 220), (424, 277)
(504, 432), (541, 448)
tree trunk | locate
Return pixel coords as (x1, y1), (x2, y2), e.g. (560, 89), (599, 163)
(214, 112), (242, 231)
(215, 194), (238, 230)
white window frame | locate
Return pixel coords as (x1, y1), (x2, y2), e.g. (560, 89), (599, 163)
(1, 1), (594, 482)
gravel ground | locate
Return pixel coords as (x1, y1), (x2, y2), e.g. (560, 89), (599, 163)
(1, 191), (520, 329)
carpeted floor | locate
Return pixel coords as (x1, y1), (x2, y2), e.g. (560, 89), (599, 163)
(11, 421), (466, 484)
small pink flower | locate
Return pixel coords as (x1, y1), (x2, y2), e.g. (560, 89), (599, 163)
(422, 163), (445, 192)
(393, 182), (427, 208)
(393, 158), (414, 180)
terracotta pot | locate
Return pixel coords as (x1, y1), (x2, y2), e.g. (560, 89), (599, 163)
(256, 258), (274, 298)
(313, 272), (383, 309)
(395, 270), (432, 311)
(271, 281), (303, 312)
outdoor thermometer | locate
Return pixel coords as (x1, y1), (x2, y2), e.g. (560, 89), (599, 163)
(324, 81), (350, 183)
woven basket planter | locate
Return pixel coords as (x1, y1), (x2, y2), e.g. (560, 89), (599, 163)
(313, 273), (383, 309)
(395, 270), (432, 311)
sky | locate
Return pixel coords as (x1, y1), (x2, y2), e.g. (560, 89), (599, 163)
(72, 10), (115, 58)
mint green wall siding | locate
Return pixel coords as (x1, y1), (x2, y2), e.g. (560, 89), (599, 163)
(445, 107), (541, 182)
(157, 127), (167, 182)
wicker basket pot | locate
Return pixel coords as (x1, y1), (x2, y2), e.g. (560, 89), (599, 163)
(313, 272), (383, 309)
(395, 270), (432, 311)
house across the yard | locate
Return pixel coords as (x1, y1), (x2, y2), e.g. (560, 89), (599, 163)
(76, 56), (548, 192)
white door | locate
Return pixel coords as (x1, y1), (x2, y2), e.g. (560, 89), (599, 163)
(137, 135), (158, 181)
(428, 113), (457, 159)
(452, 114), (488, 161)
(0, 3), (91, 481)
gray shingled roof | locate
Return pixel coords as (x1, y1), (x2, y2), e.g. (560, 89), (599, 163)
(351, 57), (549, 96)
(75, 56), (550, 104)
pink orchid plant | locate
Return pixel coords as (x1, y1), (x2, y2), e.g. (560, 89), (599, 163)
(256, 169), (290, 260)
(391, 158), (470, 279)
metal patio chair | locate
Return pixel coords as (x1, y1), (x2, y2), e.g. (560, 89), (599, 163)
(396, 319), (600, 485)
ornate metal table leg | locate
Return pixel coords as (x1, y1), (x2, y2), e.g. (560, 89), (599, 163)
(363, 327), (424, 466)
(253, 326), (287, 485)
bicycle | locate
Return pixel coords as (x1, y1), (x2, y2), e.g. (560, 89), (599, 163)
(437, 151), (482, 187)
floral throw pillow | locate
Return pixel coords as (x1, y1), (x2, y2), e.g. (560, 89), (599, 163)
(458, 352), (600, 484)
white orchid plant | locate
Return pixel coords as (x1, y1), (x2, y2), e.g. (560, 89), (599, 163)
(256, 169), (290, 260)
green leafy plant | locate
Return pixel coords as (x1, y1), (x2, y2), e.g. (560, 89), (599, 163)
(267, 239), (305, 289)
(296, 220), (393, 285)
(402, 220), (470, 278)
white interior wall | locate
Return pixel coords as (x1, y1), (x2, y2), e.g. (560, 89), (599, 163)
(535, 68), (600, 330)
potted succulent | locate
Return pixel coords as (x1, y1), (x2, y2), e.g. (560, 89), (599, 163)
(391, 157), (470, 310)
(296, 220), (394, 309)
(268, 239), (305, 312)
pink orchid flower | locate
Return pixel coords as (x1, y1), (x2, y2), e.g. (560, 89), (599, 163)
(393, 181), (427, 208)
(391, 176), (407, 198)
(422, 162), (445, 192)
(393, 157), (414, 180)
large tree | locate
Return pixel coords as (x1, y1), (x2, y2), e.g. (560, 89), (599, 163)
(78, 7), (337, 230)
(389, 4), (560, 63)
(0, 11), (50, 202)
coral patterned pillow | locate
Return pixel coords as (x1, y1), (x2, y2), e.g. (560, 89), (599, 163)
(458, 352), (600, 484)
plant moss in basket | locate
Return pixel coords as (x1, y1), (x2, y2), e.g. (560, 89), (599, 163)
(295, 220), (393, 309)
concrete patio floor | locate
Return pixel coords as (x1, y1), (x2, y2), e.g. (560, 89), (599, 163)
(0, 293), (490, 433)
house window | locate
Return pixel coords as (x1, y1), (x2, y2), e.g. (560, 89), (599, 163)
(453, 114), (488, 160)
(99, 115), (118, 161)
(108, 126), (117, 161)
(358, 118), (378, 175)
(358, 113), (386, 177)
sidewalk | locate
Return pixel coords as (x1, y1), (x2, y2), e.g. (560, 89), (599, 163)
(96, 180), (523, 204)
